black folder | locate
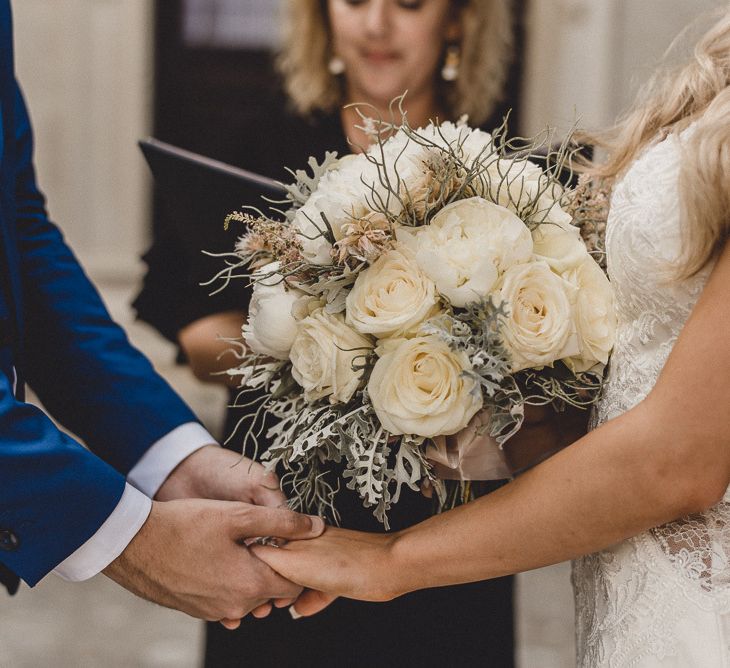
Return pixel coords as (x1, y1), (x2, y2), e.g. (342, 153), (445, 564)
(138, 138), (287, 259)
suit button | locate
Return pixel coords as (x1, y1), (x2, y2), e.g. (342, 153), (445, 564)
(0, 530), (19, 551)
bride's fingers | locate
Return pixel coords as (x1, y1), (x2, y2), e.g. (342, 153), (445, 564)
(290, 590), (337, 618)
(251, 602), (273, 619)
(273, 597), (296, 608)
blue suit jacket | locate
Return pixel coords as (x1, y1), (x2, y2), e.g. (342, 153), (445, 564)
(0, 0), (198, 591)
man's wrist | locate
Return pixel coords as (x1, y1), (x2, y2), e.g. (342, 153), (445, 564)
(155, 444), (220, 501)
(54, 484), (152, 582)
(128, 423), (218, 498)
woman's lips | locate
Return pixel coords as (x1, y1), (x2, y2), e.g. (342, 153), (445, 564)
(362, 50), (399, 64)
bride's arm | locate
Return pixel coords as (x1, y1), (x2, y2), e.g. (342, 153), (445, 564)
(253, 241), (730, 603)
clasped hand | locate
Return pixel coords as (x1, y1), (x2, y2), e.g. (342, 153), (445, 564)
(104, 445), (325, 629)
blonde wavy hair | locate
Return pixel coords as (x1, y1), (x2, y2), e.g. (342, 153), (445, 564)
(276, 0), (514, 127)
(585, 7), (730, 277)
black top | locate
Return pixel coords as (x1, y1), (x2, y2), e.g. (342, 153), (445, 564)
(135, 94), (515, 668)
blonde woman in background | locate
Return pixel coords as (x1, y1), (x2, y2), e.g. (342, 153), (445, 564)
(254, 9), (730, 667)
(134, 1), (523, 666)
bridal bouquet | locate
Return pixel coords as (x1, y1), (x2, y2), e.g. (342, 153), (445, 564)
(216, 113), (616, 526)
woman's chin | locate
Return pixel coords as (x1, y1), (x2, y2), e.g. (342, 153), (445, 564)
(348, 76), (417, 109)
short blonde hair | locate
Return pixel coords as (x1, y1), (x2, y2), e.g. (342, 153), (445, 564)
(277, 0), (515, 127)
(584, 8), (730, 277)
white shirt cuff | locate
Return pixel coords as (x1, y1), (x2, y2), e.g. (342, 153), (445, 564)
(127, 422), (218, 497)
(53, 423), (217, 582)
(53, 483), (152, 582)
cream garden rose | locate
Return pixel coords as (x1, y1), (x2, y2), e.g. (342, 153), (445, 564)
(242, 262), (304, 360)
(345, 245), (439, 338)
(290, 308), (373, 404)
(398, 197), (533, 307)
(497, 261), (580, 372)
(368, 336), (482, 437)
(563, 258), (617, 372)
(483, 158), (570, 226)
(531, 217), (590, 274)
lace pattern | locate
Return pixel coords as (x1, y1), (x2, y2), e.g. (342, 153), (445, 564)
(573, 126), (730, 666)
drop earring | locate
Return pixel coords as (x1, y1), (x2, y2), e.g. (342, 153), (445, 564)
(441, 45), (460, 82)
(328, 56), (346, 76)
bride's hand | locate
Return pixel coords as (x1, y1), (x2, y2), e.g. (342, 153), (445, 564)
(251, 526), (403, 604)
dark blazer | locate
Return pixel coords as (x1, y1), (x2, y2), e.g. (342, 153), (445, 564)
(0, 0), (197, 593)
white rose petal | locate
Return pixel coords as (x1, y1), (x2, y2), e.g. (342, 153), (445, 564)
(345, 245), (439, 338)
(531, 216), (590, 274)
(497, 261), (580, 372)
(398, 197), (533, 307)
(563, 259), (617, 372)
(242, 262), (304, 360)
(369, 336), (483, 437)
(290, 309), (373, 404)
(536, 196), (573, 226)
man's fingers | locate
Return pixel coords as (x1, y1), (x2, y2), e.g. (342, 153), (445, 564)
(232, 505), (325, 541)
(290, 590), (337, 618)
(249, 544), (295, 580)
(250, 466), (287, 508)
(254, 484), (287, 509)
(244, 550), (305, 601)
(219, 618), (241, 630)
(262, 569), (305, 601)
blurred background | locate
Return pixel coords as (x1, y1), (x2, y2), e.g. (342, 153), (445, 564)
(1, 0), (726, 666)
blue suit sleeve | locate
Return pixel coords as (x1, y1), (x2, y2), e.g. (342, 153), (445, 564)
(11, 81), (198, 474)
(0, 81), (202, 584)
(0, 364), (127, 585)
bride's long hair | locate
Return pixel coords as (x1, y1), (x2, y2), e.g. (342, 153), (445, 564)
(585, 7), (730, 277)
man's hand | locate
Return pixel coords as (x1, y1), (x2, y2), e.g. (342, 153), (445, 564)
(154, 445), (307, 622)
(156, 445), (283, 508)
(103, 498), (325, 629)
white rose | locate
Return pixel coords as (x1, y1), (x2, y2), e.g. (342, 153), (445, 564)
(290, 308), (373, 404)
(536, 196), (572, 225)
(379, 121), (491, 167)
(345, 245), (439, 338)
(485, 158), (544, 208)
(402, 121), (493, 165)
(398, 197), (533, 307)
(459, 126), (495, 164)
(497, 261), (580, 372)
(293, 154), (378, 265)
(563, 258), (616, 372)
(531, 217), (590, 274)
(242, 262), (304, 360)
(292, 194), (337, 265)
(369, 336), (483, 437)
(483, 158), (566, 220)
(374, 123), (493, 220)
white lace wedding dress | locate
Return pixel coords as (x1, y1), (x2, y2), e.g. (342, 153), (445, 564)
(571, 124), (730, 667)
